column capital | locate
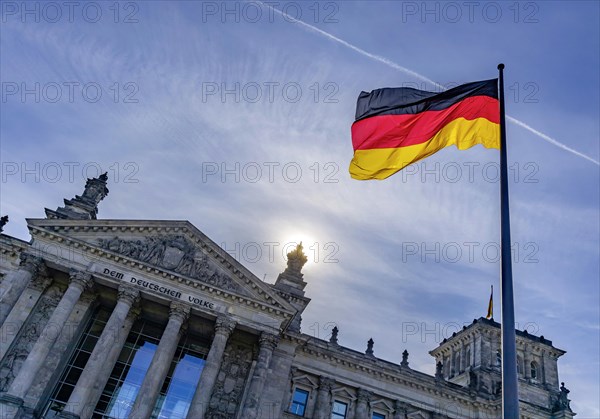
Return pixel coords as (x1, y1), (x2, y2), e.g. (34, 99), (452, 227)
(259, 332), (279, 351)
(356, 387), (372, 403)
(394, 399), (409, 412)
(169, 301), (191, 323)
(215, 315), (236, 336)
(19, 253), (46, 276)
(318, 376), (334, 392)
(117, 285), (140, 306)
(69, 269), (93, 291)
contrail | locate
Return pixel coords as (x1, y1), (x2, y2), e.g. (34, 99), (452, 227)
(259, 1), (599, 166)
(507, 116), (599, 165)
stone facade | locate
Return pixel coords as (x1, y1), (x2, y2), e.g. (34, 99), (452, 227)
(0, 176), (575, 419)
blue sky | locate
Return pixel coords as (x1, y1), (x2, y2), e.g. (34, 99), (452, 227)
(1, 1), (598, 416)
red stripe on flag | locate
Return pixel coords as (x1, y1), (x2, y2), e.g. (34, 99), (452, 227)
(352, 95), (499, 151)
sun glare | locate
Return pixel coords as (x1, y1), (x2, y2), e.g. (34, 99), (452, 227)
(280, 232), (319, 269)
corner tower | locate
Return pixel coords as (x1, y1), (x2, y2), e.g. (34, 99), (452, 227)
(429, 317), (575, 419)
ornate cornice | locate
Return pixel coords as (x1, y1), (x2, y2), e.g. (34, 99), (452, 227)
(287, 337), (500, 411)
(0, 236), (29, 262)
(430, 319), (564, 358)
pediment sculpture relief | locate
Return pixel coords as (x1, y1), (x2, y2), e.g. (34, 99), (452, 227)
(98, 235), (240, 292)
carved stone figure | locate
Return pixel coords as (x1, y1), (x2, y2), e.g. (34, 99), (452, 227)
(98, 235), (241, 292)
(0, 215), (8, 233)
(81, 172), (109, 204)
(0, 345), (29, 391)
(553, 382), (572, 411)
(330, 326), (339, 345)
(45, 172), (109, 220)
(435, 361), (444, 381)
(468, 367), (478, 390)
(0, 289), (60, 390)
(366, 338), (375, 356)
(401, 349), (409, 367)
(283, 242), (308, 277)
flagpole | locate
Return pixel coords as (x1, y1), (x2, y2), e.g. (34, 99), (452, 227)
(498, 63), (519, 418)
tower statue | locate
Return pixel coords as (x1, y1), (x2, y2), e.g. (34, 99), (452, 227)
(45, 172), (109, 220)
(274, 242), (311, 333)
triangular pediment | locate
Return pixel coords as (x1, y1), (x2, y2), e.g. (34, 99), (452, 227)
(331, 386), (357, 401)
(291, 374), (319, 390)
(26, 219), (295, 315)
(370, 399), (394, 413)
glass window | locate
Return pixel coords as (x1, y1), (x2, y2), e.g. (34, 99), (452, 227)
(530, 362), (538, 379)
(42, 308), (111, 418)
(150, 338), (207, 419)
(331, 401), (347, 419)
(95, 320), (164, 418)
(42, 309), (208, 419)
(372, 413), (386, 419)
(289, 388), (309, 416)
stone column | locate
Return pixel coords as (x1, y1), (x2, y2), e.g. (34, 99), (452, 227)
(25, 291), (98, 412)
(129, 301), (190, 419)
(240, 333), (279, 419)
(313, 376), (333, 419)
(60, 285), (140, 419)
(541, 350), (547, 385)
(5, 269), (92, 401)
(470, 340), (475, 367)
(393, 400), (408, 419)
(0, 272), (52, 361)
(0, 254), (46, 326)
(474, 335), (482, 368)
(186, 315), (236, 419)
(523, 344), (531, 380)
(258, 340), (299, 418)
(355, 388), (371, 418)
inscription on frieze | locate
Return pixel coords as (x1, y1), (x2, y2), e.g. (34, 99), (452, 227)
(98, 235), (241, 292)
(95, 265), (218, 311)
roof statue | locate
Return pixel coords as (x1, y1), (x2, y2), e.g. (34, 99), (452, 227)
(45, 172), (109, 220)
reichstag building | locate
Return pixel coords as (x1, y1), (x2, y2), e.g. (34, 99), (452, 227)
(0, 174), (575, 419)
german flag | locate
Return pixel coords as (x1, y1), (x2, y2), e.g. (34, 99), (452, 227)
(350, 79), (500, 180)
